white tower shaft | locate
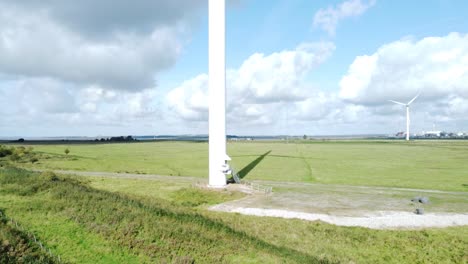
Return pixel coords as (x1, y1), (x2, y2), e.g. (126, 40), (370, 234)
(208, 0), (227, 187)
(406, 106), (410, 141)
(389, 93), (419, 142)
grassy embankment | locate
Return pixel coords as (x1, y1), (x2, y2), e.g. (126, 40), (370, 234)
(0, 168), (317, 263)
(13, 140), (468, 191)
(0, 167), (467, 263)
(0, 209), (56, 264)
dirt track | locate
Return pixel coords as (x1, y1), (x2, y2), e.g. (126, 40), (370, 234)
(34, 169), (202, 182)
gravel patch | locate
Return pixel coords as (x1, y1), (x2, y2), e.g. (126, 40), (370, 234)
(210, 204), (468, 229)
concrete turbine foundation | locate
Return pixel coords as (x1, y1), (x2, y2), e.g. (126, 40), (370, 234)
(208, 0), (229, 187)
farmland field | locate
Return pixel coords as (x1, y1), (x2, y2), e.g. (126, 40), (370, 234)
(15, 140), (468, 191)
(1, 140), (468, 263)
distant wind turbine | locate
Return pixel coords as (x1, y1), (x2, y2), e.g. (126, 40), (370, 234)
(389, 93), (420, 141)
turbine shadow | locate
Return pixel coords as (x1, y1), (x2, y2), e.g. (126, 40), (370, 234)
(237, 150), (271, 179)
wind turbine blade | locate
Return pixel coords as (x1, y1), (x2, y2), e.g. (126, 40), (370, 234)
(388, 100), (406, 106)
(408, 93), (420, 105)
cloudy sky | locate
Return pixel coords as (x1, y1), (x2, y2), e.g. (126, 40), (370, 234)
(1, 0), (467, 137)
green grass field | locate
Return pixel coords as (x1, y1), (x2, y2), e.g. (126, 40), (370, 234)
(15, 140), (468, 191)
(1, 140), (468, 263)
(1, 168), (467, 263)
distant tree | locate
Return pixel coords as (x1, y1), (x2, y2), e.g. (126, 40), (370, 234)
(18, 138), (25, 142)
(110, 136), (126, 142)
(64, 148), (70, 155)
(303, 135), (308, 140)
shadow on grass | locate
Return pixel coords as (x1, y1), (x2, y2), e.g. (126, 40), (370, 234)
(237, 150), (271, 179)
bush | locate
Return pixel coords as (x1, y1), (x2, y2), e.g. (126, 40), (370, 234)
(0, 168), (60, 196)
(40, 171), (59, 182)
(8, 154), (20, 162)
(15, 146), (26, 154)
(0, 146), (40, 165)
(0, 145), (13, 158)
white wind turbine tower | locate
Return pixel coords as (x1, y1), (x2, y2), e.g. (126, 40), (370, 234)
(389, 93), (420, 141)
(208, 0), (230, 187)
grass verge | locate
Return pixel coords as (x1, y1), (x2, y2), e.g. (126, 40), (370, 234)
(0, 167), (327, 263)
(0, 209), (56, 264)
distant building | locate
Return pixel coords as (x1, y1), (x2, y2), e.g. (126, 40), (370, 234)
(424, 131), (441, 138)
(390, 130), (467, 139)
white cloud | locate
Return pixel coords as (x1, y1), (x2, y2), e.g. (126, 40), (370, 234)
(339, 33), (468, 104)
(2, 2), (467, 136)
(0, 0), (204, 38)
(166, 42), (335, 128)
(313, 0), (376, 36)
(166, 74), (209, 121)
(0, 6), (183, 91)
(20, 79), (78, 115)
(166, 33), (468, 135)
(0, 78), (161, 136)
(337, 33), (468, 134)
(229, 42), (334, 103)
(292, 92), (338, 121)
(0, 1), (203, 136)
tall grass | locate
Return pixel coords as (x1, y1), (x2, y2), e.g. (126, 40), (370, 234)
(0, 209), (56, 264)
(0, 167), (327, 263)
(1, 167), (467, 263)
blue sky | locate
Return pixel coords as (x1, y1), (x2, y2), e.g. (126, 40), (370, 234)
(162, 0), (468, 91)
(0, 0), (467, 136)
